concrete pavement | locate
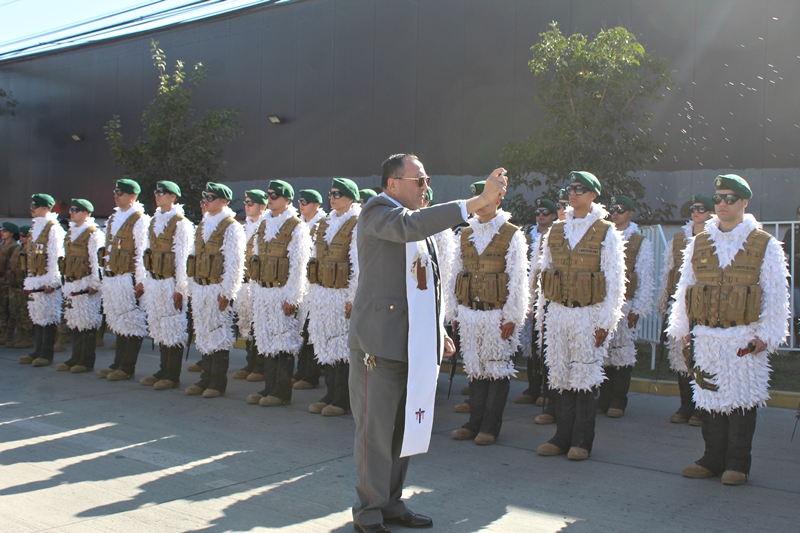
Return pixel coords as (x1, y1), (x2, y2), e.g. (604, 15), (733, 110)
(1, 338), (798, 532)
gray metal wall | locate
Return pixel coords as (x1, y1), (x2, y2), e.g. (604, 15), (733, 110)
(1, 0), (799, 218)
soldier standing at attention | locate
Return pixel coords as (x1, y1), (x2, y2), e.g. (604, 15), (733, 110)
(20, 193), (66, 367)
(535, 172), (626, 461)
(656, 194), (714, 425)
(448, 180), (529, 445)
(57, 199), (104, 373)
(598, 195), (655, 418)
(292, 189), (327, 390)
(9, 226), (33, 349)
(97, 179), (150, 381)
(306, 178), (360, 416)
(246, 180), (310, 407)
(232, 189), (269, 383)
(670, 175), (789, 485)
(139, 181), (194, 390)
(0, 222), (21, 345)
(185, 183), (245, 398)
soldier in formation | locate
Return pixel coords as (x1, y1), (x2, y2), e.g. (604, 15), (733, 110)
(0, 222), (21, 346)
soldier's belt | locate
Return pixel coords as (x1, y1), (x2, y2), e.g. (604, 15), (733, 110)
(462, 301), (500, 311)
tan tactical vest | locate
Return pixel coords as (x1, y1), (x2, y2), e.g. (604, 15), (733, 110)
(243, 226), (259, 282)
(685, 229), (770, 328)
(144, 214), (184, 280)
(9, 244), (26, 287)
(60, 226), (98, 282)
(623, 232), (644, 301)
(27, 220), (56, 277)
(541, 219), (611, 307)
(665, 231), (688, 300)
(454, 222), (517, 310)
(105, 211), (143, 276)
(189, 216), (235, 286)
(247, 217), (301, 288)
(307, 216), (358, 289)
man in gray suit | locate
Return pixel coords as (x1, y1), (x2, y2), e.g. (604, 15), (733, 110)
(348, 153), (507, 533)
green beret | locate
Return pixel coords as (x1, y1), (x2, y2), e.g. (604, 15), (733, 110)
(470, 181), (486, 195)
(691, 193), (715, 211)
(157, 180), (181, 197)
(569, 171), (601, 196)
(19, 225), (31, 236)
(71, 198), (94, 213)
(534, 198), (558, 212)
(424, 188), (433, 202)
(2, 222), (20, 234)
(267, 180), (294, 200)
(714, 174), (752, 200)
(205, 182), (233, 201)
(245, 189), (268, 205)
(556, 188), (569, 201)
(332, 178), (359, 201)
(299, 189), (323, 204)
(360, 189), (378, 202)
(610, 195), (636, 211)
(31, 193), (55, 208)
(116, 178), (141, 195)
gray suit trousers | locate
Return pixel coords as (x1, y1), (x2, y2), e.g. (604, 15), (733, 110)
(350, 349), (410, 527)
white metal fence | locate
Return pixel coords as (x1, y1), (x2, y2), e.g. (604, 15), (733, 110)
(637, 221), (800, 368)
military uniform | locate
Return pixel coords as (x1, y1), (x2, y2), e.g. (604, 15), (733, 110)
(248, 180), (311, 407)
(8, 228), (32, 348)
(0, 222), (21, 345)
(140, 185), (194, 390)
(22, 195), (66, 367)
(599, 217), (654, 416)
(447, 202), (529, 445)
(535, 172), (626, 459)
(58, 200), (105, 373)
(98, 181), (150, 380)
(186, 183), (245, 398)
(669, 175), (789, 484)
(306, 188), (359, 415)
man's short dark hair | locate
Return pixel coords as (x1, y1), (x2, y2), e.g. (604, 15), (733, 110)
(381, 153), (419, 189)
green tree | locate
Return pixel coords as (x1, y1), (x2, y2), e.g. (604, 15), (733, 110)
(105, 40), (243, 219)
(0, 87), (17, 116)
(501, 23), (675, 224)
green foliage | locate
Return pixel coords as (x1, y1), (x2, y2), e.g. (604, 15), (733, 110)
(0, 87), (17, 116)
(105, 40), (243, 219)
(501, 23), (675, 225)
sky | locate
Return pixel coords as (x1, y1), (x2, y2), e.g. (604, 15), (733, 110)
(0, 0), (289, 60)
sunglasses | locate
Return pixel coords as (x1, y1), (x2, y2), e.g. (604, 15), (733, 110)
(393, 175), (431, 187)
(608, 206), (629, 214)
(689, 205), (709, 214)
(557, 201), (570, 210)
(202, 193), (220, 203)
(535, 208), (552, 216)
(565, 184), (590, 195)
(154, 188), (168, 196)
(298, 198), (311, 206)
(328, 191), (344, 199)
(267, 191), (281, 201)
(29, 202), (38, 209)
(243, 199), (257, 207)
(113, 189), (126, 196)
(68, 207), (83, 214)
(712, 194), (741, 205)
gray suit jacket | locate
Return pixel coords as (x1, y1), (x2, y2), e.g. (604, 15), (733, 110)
(348, 195), (465, 362)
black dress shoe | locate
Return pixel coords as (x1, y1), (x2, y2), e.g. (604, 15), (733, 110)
(354, 522), (391, 533)
(384, 510), (433, 528)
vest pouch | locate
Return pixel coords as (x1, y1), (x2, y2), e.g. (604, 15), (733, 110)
(276, 257), (290, 285)
(57, 256), (66, 276)
(625, 272), (639, 300)
(97, 247), (106, 269)
(65, 255), (89, 281)
(247, 255), (261, 282)
(196, 254), (213, 280)
(724, 285), (748, 325)
(333, 261), (350, 289)
(30, 252), (48, 276)
(591, 272), (606, 304)
(143, 249), (152, 273)
(455, 272), (471, 304)
(744, 285), (762, 324)
(109, 248), (132, 274)
(161, 252), (176, 279)
(541, 269), (561, 303)
(209, 253), (224, 282)
(186, 255), (196, 278)
(497, 272), (510, 304)
(481, 274), (499, 304)
(306, 258), (317, 284)
(260, 256), (279, 285)
(575, 272), (593, 307)
(685, 285), (707, 321)
(320, 261), (337, 288)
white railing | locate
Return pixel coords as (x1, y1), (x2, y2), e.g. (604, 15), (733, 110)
(637, 221), (800, 366)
